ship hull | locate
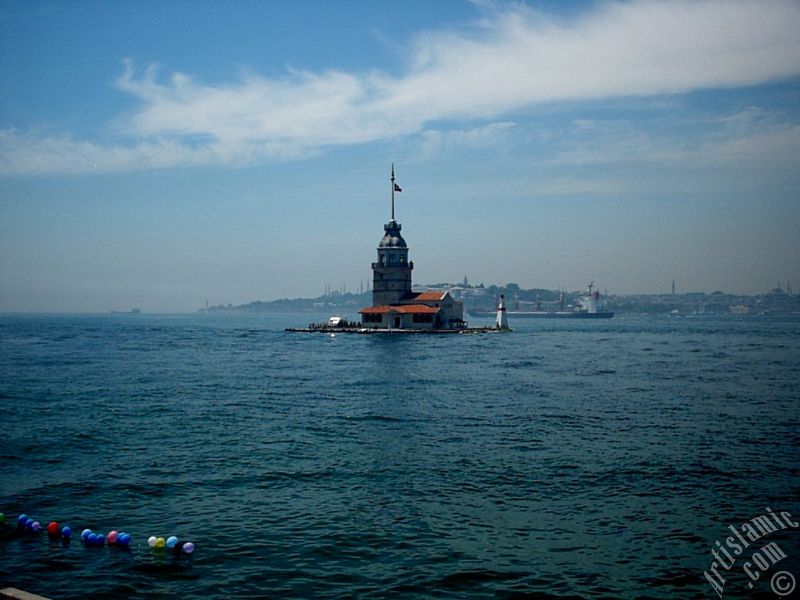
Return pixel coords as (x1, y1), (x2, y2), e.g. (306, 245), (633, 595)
(469, 310), (614, 319)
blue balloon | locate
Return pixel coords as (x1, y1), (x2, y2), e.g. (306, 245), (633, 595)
(18, 514), (28, 526)
(96, 534), (106, 546)
(62, 526), (72, 538)
(118, 533), (131, 546)
(25, 518), (34, 530)
(166, 536), (179, 549)
(81, 529), (92, 541)
(87, 533), (98, 545)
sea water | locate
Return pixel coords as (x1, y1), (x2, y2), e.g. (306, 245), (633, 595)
(1, 313), (798, 599)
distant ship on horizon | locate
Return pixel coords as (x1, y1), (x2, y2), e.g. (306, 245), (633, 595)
(469, 283), (614, 319)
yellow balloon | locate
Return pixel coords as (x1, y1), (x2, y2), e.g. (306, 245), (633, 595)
(156, 537), (165, 548)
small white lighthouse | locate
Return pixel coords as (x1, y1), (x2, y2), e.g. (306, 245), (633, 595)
(495, 294), (509, 330)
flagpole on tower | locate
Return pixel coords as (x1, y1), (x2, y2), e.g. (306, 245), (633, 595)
(391, 163), (395, 221)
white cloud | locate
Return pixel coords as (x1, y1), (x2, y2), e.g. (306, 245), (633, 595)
(696, 122), (800, 169)
(0, 129), (236, 175)
(2, 0), (800, 175)
(541, 108), (800, 171)
(417, 122), (517, 158)
(384, 0), (800, 118)
(115, 60), (403, 146)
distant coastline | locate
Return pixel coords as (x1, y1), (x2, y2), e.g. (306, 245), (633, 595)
(200, 283), (799, 317)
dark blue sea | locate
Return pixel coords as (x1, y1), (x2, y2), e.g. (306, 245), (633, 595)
(1, 313), (798, 599)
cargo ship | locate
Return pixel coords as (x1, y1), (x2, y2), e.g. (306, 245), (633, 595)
(469, 283), (614, 319)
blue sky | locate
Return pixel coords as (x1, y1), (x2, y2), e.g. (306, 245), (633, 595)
(1, 0), (799, 312)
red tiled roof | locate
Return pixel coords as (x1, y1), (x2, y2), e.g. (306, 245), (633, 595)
(412, 291), (447, 301)
(360, 304), (440, 315)
(359, 306), (392, 314)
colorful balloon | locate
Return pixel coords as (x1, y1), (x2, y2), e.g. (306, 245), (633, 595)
(0, 512), (5, 524)
(7, 513), (192, 555)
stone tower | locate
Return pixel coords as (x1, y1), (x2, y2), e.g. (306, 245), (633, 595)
(371, 166), (413, 306)
(371, 219), (413, 306)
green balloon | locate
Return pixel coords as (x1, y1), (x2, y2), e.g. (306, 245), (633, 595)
(0, 512), (5, 524)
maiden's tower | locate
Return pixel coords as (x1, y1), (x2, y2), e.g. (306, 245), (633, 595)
(358, 167), (465, 331)
(287, 167), (509, 333)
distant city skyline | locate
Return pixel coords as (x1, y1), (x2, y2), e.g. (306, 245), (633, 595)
(1, 0), (799, 312)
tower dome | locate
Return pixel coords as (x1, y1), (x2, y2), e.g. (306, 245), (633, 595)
(378, 220), (407, 248)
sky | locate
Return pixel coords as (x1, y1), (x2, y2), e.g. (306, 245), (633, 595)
(1, 0), (799, 312)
